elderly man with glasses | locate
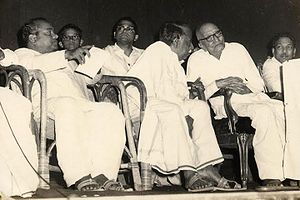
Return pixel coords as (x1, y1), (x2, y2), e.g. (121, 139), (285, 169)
(187, 22), (289, 189)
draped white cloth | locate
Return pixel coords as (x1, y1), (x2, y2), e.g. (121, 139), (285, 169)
(128, 41), (223, 174)
(15, 48), (126, 186)
(187, 42), (287, 180)
(0, 87), (39, 197)
(282, 59), (300, 179)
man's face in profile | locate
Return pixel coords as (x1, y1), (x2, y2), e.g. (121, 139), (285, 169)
(34, 20), (58, 53)
(273, 37), (296, 63)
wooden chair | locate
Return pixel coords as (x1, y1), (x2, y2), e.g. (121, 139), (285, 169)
(42, 74), (147, 191)
(0, 64), (48, 189)
(88, 75), (147, 191)
(188, 82), (255, 189)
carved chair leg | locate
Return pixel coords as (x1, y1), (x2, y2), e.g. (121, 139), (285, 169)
(236, 133), (252, 189)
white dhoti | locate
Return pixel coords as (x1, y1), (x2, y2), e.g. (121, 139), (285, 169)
(0, 88), (39, 196)
(48, 97), (126, 186)
(214, 93), (286, 180)
(138, 99), (223, 175)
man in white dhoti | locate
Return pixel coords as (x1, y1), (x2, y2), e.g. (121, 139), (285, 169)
(128, 22), (241, 191)
(187, 22), (288, 187)
(262, 33), (296, 100)
(103, 17), (143, 75)
(0, 48), (39, 197)
(15, 17), (125, 191)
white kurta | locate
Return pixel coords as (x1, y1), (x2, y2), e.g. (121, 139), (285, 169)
(128, 41), (223, 174)
(0, 87), (39, 197)
(262, 57), (283, 93)
(15, 48), (126, 186)
(104, 44), (143, 75)
(187, 42), (287, 180)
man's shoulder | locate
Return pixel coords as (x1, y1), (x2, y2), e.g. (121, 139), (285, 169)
(226, 42), (247, 51)
(188, 49), (208, 62)
(15, 48), (38, 57)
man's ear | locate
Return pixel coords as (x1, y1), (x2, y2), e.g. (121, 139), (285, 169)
(198, 41), (205, 50)
(80, 39), (84, 46)
(28, 34), (37, 43)
(171, 36), (180, 48)
(271, 47), (275, 56)
(293, 48), (296, 57)
(113, 32), (116, 38)
(134, 34), (139, 42)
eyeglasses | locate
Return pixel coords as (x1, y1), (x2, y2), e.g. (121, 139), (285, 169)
(199, 30), (223, 42)
(62, 35), (80, 41)
(116, 25), (135, 33)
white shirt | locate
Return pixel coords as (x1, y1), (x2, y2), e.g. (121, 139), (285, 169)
(104, 43), (143, 75)
(262, 57), (283, 93)
(128, 41), (189, 105)
(187, 42), (265, 117)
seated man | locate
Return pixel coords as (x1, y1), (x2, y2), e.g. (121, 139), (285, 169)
(104, 17), (143, 75)
(128, 21), (241, 191)
(262, 33), (296, 100)
(187, 22), (289, 187)
(0, 48), (39, 197)
(15, 17), (125, 191)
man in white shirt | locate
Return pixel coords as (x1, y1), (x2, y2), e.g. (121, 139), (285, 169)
(128, 22), (241, 192)
(15, 17), (125, 191)
(0, 49), (39, 197)
(262, 33), (296, 100)
(104, 17), (143, 75)
(187, 22), (290, 188)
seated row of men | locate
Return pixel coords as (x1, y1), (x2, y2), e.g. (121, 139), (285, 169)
(0, 16), (297, 197)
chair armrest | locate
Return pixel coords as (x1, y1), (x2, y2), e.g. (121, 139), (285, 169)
(211, 88), (239, 135)
(266, 91), (283, 101)
(88, 75), (147, 121)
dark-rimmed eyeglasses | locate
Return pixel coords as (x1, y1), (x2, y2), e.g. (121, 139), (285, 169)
(116, 25), (135, 33)
(62, 35), (80, 41)
(199, 30), (223, 42)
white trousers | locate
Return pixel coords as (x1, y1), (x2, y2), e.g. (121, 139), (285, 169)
(228, 93), (286, 180)
(0, 88), (39, 196)
(138, 99), (223, 174)
(48, 97), (126, 186)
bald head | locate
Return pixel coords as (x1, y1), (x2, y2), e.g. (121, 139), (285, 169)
(196, 22), (225, 59)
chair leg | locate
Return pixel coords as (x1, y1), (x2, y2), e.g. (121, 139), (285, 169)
(38, 153), (50, 189)
(141, 162), (153, 190)
(236, 133), (252, 189)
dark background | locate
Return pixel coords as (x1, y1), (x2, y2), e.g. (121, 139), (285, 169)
(1, 0), (300, 64)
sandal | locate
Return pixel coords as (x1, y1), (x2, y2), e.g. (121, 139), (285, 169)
(214, 177), (244, 191)
(75, 175), (100, 191)
(94, 174), (124, 191)
(186, 173), (214, 192)
(256, 179), (298, 191)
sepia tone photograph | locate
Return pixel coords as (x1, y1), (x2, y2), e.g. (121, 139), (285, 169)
(1, 0), (300, 199)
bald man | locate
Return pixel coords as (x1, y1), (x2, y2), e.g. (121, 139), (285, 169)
(187, 22), (290, 188)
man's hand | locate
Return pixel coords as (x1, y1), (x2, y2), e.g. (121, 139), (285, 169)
(65, 45), (93, 64)
(216, 76), (251, 95)
(0, 49), (5, 61)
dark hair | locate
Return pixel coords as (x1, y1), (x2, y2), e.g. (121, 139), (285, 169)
(17, 17), (48, 47)
(113, 16), (138, 34)
(58, 23), (82, 42)
(272, 32), (296, 48)
(159, 21), (189, 46)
